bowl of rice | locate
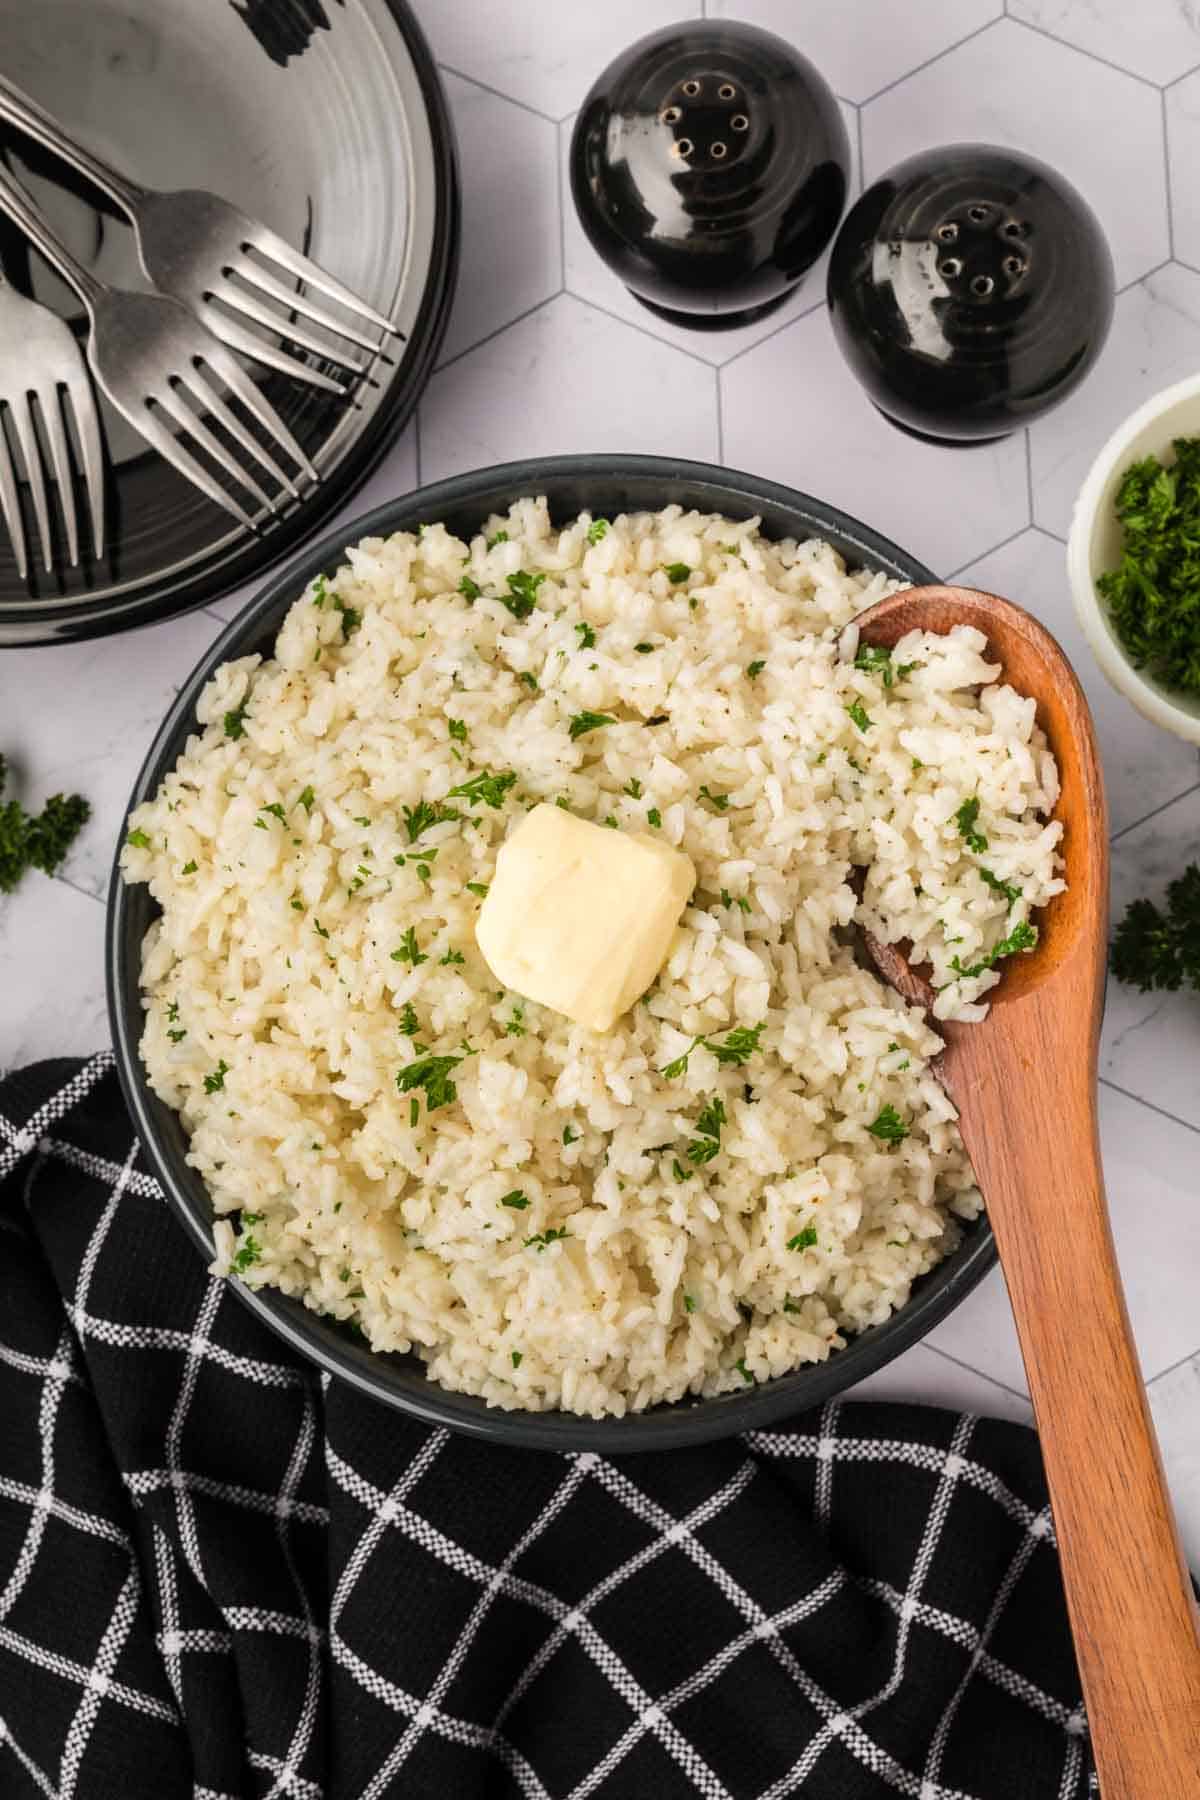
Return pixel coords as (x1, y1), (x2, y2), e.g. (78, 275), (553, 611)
(107, 455), (1065, 1449)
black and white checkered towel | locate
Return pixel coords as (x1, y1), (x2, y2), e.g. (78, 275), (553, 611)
(0, 1055), (1095, 1800)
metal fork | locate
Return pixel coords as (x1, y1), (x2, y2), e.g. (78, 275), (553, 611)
(0, 71), (398, 397)
(0, 272), (103, 578)
(0, 159), (314, 529)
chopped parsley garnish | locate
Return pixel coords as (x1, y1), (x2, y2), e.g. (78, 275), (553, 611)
(950, 919), (1039, 980)
(683, 1293), (697, 1313)
(391, 927), (428, 967)
(979, 867), (1022, 907)
(568, 711), (616, 741)
(687, 1097), (726, 1164)
(575, 621), (596, 649)
(661, 1022), (764, 1078)
(603, 814), (618, 829)
(298, 785), (315, 812)
(511, 1350), (523, 1368)
(290, 897), (304, 911)
(624, 777), (643, 799)
(524, 1227), (570, 1251)
(403, 799), (460, 842)
(788, 1226), (819, 1251)
(447, 769), (517, 809)
(867, 1104), (909, 1144)
(746, 660), (765, 679)
(853, 643), (895, 684)
(223, 701), (249, 740)
(166, 1001), (179, 1022)
(663, 562), (691, 583)
(955, 797), (988, 855)
(486, 530), (509, 549)
(313, 919), (330, 939)
(448, 719), (468, 743)
(672, 1159), (690, 1183)
(126, 828), (151, 849)
(501, 570), (546, 619)
(459, 574), (482, 602)
(562, 1125), (579, 1145)
(518, 671), (538, 690)
(230, 1234), (261, 1275)
(396, 1051), (465, 1111)
(499, 1190), (530, 1210)
(440, 947), (466, 966)
(466, 881), (489, 898)
(181, 860), (198, 875)
(586, 518), (609, 544)
(735, 1358), (754, 1385)
(259, 803), (286, 824)
(505, 1003), (526, 1037)
(167, 1028), (186, 1044)
(410, 1097), (420, 1127)
(634, 642), (653, 654)
(646, 807), (662, 828)
(398, 1002), (420, 1036)
(846, 700), (872, 733)
(698, 785), (729, 812)
(203, 1060), (229, 1095)
(1111, 862), (1200, 993)
(1097, 438), (1200, 694)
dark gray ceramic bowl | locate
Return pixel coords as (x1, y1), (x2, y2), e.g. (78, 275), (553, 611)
(106, 454), (997, 1450)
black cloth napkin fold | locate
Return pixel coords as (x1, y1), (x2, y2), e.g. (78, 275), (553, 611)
(0, 1056), (1094, 1800)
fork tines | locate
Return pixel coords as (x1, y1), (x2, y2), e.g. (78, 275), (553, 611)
(0, 383), (104, 580)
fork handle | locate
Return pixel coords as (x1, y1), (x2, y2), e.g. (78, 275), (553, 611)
(0, 71), (144, 213)
(0, 159), (104, 309)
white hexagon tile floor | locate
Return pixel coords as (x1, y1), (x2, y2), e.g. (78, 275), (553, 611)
(3, 0), (1200, 1554)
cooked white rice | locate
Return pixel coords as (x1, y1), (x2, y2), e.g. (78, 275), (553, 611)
(122, 500), (1064, 1416)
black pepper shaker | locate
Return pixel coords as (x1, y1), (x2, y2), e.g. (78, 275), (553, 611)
(570, 21), (850, 331)
(826, 144), (1115, 443)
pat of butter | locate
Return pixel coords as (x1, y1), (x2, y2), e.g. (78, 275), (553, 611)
(475, 803), (696, 1032)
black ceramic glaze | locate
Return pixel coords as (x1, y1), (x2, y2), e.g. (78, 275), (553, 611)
(827, 144), (1114, 444)
(0, 0), (457, 645)
(570, 21), (849, 330)
(107, 453), (998, 1452)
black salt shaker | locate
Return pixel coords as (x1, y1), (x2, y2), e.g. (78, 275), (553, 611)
(826, 144), (1114, 443)
(570, 21), (850, 331)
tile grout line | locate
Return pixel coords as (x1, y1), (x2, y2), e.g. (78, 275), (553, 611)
(1004, 13), (1165, 90)
(434, 61), (559, 127)
(1162, 89), (1177, 260)
(1147, 1344), (1200, 1391)
(1098, 1076), (1200, 1140)
(432, 291), (564, 376)
(856, 15), (1004, 107)
(715, 292), (827, 374)
(714, 365), (724, 465)
(554, 288), (729, 372)
(1031, 522), (1067, 547)
(1114, 258), (1172, 297)
(924, 1343), (1033, 1411)
(51, 871), (106, 910)
(944, 522), (1033, 583)
(1110, 778), (1200, 844)
(555, 119), (567, 294)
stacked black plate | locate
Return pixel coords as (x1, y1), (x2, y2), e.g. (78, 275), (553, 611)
(0, 0), (458, 644)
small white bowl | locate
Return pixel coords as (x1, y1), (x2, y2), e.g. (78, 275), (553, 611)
(1067, 374), (1200, 745)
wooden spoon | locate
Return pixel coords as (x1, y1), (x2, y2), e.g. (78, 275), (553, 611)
(854, 583), (1200, 1798)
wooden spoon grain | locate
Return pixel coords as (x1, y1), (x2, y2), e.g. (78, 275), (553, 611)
(855, 583), (1200, 1799)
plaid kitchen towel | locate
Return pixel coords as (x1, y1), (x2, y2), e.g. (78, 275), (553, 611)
(0, 1055), (1095, 1800)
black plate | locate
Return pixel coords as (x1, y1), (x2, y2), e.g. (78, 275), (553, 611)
(107, 454), (996, 1450)
(0, 0), (457, 645)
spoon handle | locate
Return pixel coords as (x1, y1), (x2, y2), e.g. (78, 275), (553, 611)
(960, 1036), (1200, 1797)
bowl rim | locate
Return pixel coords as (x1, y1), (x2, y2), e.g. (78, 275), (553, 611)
(1, 0), (460, 648)
(105, 451), (998, 1450)
(1067, 372), (1200, 747)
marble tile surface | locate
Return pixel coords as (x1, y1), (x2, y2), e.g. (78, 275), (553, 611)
(3, 0), (1199, 1542)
